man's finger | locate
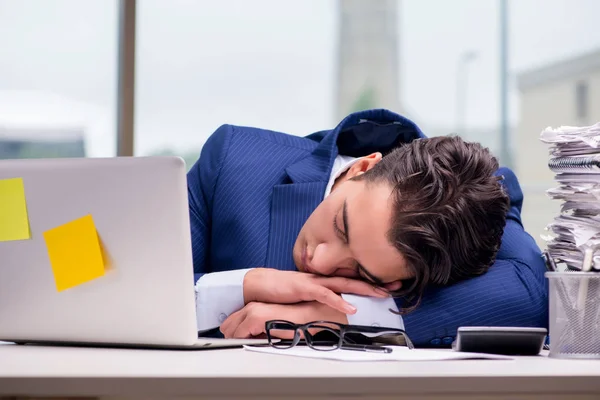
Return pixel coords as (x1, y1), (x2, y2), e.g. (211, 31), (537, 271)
(232, 315), (264, 339)
(220, 308), (246, 338)
(306, 285), (357, 314)
(318, 276), (389, 298)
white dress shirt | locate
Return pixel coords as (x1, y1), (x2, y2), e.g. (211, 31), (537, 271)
(195, 154), (404, 332)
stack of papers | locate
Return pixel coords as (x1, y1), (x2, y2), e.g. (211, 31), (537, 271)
(541, 123), (600, 271)
(244, 345), (512, 362)
(540, 122), (600, 152)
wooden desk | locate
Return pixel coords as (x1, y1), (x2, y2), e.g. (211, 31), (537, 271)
(1, 342), (599, 400)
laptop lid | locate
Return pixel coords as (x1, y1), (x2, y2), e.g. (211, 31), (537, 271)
(0, 156), (199, 346)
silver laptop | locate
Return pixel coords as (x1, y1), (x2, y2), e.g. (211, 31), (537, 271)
(0, 156), (267, 349)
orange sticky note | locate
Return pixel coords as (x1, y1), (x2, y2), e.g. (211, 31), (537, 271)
(0, 177), (31, 242)
(43, 214), (105, 292)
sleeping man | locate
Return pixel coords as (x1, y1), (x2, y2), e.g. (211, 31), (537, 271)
(187, 109), (548, 347)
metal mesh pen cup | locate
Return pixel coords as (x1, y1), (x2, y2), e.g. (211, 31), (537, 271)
(546, 272), (600, 359)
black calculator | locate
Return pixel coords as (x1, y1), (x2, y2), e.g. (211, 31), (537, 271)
(452, 326), (547, 356)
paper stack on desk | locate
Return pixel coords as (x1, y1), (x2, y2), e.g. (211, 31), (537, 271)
(244, 345), (513, 362)
(541, 122), (600, 271)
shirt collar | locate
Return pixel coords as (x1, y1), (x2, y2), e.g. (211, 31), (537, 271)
(324, 154), (362, 198)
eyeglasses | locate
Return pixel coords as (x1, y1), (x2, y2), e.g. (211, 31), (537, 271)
(265, 319), (414, 351)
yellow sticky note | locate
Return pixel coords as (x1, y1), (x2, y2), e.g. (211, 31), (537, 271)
(0, 177), (31, 242)
(43, 214), (105, 292)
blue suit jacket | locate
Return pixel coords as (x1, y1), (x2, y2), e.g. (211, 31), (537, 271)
(187, 109), (549, 347)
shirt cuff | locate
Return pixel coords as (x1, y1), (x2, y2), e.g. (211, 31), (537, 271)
(195, 268), (253, 332)
(341, 293), (404, 330)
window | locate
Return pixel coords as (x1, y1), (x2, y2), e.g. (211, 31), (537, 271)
(0, 0), (118, 159)
(2, 0), (598, 251)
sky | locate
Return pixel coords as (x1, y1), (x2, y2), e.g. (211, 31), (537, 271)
(0, 0), (599, 157)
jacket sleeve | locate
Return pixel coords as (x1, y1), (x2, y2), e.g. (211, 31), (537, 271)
(401, 167), (549, 347)
(187, 124), (234, 283)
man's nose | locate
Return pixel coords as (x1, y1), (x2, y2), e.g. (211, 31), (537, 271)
(311, 243), (352, 275)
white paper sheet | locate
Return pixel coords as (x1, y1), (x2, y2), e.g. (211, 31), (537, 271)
(243, 345), (513, 362)
(540, 123), (600, 148)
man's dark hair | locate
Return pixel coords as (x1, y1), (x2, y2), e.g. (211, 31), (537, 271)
(353, 136), (510, 313)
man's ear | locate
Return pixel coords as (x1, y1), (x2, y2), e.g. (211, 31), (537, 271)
(345, 152), (382, 179)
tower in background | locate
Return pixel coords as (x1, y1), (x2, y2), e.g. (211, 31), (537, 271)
(335, 0), (401, 121)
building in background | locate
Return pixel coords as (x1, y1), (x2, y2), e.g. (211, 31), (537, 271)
(516, 48), (600, 246)
(0, 127), (85, 159)
(335, 0), (401, 120)
(0, 90), (114, 160)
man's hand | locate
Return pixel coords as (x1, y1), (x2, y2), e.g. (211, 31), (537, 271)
(243, 268), (389, 315)
(220, 301), (347, 339)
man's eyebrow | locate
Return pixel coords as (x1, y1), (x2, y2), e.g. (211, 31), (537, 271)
(342, 199), (386, 286)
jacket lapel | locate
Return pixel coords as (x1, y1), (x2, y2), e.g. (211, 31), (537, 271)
(265, 181), (327, 270)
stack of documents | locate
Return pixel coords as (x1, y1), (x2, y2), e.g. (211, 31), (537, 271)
(541, 122), (600, 271)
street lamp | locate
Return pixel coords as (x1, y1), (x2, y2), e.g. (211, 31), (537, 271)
(499, 0), (512, 168)
(455, 50), (479, 135)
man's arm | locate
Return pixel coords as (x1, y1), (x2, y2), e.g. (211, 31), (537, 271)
(195, 267), (392, 332)
(188, 125), (250, 332)
(195, 269), (252, 332)
(187, 124), (233, 283)
(402, 167), (549, 347)
(220, 301), (348, 338)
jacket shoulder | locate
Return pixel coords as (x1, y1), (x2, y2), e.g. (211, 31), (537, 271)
(204, 124), (317, 155)
(494, 166), (524, 214)
(190, 124), (318, 194)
